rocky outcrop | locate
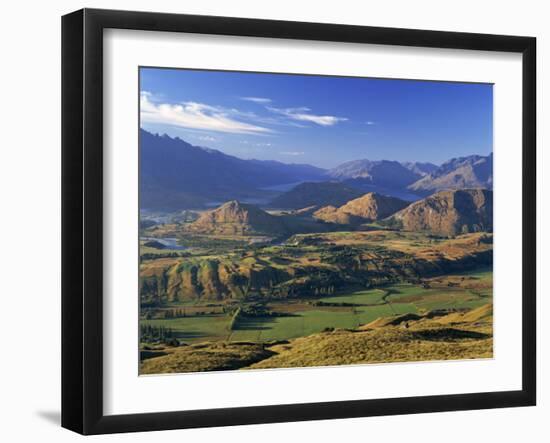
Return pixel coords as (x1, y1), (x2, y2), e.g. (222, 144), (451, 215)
(313, 192), (408, 224)
(187, 200), (286, 235)
(392, 189), (493, 236)
(337, 192), (409, 221)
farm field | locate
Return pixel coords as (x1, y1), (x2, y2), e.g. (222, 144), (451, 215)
(140, 268), (492, 345)
(139, 227), (494, 374)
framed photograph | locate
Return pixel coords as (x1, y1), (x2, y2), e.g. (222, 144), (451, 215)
(62, 8), (536, 435)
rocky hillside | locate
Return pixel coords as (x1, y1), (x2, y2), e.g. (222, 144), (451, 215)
(338, 192), (409, 220)
(269, 181), (363, 209)
(408, 154), (492, 195)
(313, 192), (408, 224)
(392, 189), (493, 236)
(312, 205), (364, 225)
(187, 200), (286, 235)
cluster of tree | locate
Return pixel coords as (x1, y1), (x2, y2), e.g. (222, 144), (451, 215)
(140, 324), (177, 345)
(240, 303), (288, 318)
(186, 310), (217, 316)
(320, 245), (364, 268)
(140, 251), (188, 262)
(376, 218), (404, 230)
(312, 286), (336, 296)
(308, 300), (357, 307)
(268, 271), (345, 298)
(141, 308), (220, 320)
(162, 308), (187, 319)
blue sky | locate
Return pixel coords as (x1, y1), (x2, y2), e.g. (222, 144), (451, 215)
(140, 67), (493, 169)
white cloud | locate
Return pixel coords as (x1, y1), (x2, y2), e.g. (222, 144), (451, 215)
(197, 135), (217, 142)
(280, 151), (305, 156)
(140, 92), (272, 135)
(267, 106), (347, 126)
(366, 121), (376, 125)
(241, 96), (272, 104)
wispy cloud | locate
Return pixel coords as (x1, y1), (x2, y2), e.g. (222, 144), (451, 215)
(241, 96), (272, 104)
(267, 106), (347, 127)
(280, 151), (305, 156)
(140, 92), (272, 135)
(239, 140), (273, 147)
(196, 135), (217, 142)
(366, 121), (376, 125)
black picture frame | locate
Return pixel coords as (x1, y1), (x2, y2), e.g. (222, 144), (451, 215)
(62, 8), (536, 435)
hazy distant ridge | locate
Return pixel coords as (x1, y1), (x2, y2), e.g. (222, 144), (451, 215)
(140, 129), (326, 210)
(408, 154), (493, 194)
(139, 129), (492, 210)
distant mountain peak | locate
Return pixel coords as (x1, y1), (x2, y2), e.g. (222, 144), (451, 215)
(401, 161), (438, 177)
(328, 159), (422, 189)
(408, 153), (492, 195)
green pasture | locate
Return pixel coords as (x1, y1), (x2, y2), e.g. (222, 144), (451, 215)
(141, 315), (231, 342)
(141, 271), (493, 344)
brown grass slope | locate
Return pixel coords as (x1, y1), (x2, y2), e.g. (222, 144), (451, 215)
(140, 342), (274, 374)
(187, 200), (286, 235)
(313, 192), (408, 225)
(437, 303), (493, 324)
(312, 205), (365, 225)
(391, 189), (492, 236)
(249, 304), (493, 369)
(338, 192), (409, 220)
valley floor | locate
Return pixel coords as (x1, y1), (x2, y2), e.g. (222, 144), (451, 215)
(138, 225), (494, 374)
(139, 268), (493, 374)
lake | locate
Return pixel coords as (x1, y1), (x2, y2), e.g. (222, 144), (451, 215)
(140, 237), (186, 250)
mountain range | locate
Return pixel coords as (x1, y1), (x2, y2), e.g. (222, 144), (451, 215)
(140, 130), (325, 210)
(139, 129), (492, 210)
(185, 189), (493, 238)
(327, 159), (422, 188)
(408, 154), (493, 195)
